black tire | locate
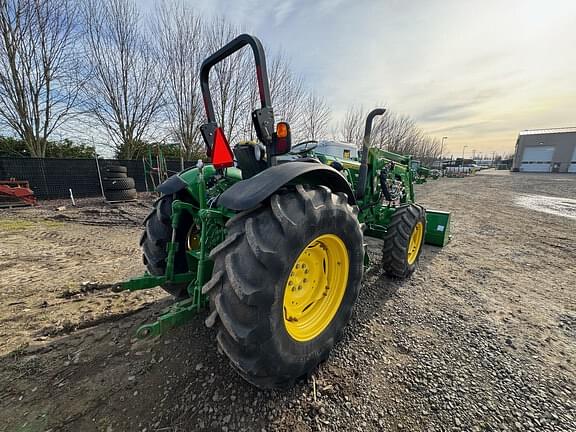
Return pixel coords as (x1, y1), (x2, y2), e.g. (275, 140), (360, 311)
(105, 166), (127, 174)
(382, 204), (426, 278)
(103, 177), (135, 190)
(102, 171), (127, 179)
(202, 185), (364, 389)
(140, 194), (195, 299)
(105, 188), (137, 202)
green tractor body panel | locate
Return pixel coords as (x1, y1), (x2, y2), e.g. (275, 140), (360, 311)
(177, 165), (242, 203)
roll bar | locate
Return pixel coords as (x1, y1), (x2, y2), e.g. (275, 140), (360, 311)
(355, 108), (386, 199)
(199, 34), (275, 162)
(200, 34), (272, 122)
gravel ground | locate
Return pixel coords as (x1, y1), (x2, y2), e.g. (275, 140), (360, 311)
(0, 171), (575, 431)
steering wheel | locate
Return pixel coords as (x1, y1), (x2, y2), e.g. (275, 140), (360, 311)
(289, 140), (318, 155)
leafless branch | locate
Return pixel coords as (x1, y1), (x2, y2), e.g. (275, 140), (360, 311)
(81, 0), (165, 159)
(0, 0), (82, 157)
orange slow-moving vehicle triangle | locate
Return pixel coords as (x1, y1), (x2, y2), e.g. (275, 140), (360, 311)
(212, 127), (234, 169)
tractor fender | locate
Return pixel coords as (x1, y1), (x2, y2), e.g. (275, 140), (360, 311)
(218, 161), (356, 211)
(156, 174), (188, 195)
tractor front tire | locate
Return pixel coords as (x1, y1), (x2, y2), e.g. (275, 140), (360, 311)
(202, 185), (363, 389)
(141, 194), (194, 300)
(381, 204), (426, 278)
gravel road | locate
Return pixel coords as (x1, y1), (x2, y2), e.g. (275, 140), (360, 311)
(0, 171), (574, 431)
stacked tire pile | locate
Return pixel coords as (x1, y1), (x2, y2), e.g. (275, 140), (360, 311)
(102, 166), (137, 202)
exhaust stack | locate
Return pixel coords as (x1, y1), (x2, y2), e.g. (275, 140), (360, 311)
(355, 108), (386, 199)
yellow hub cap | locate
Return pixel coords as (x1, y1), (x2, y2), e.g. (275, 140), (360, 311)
(283, 234), (349, 342)
(407, 221), (424, 265)
(186, 225), (200, 251)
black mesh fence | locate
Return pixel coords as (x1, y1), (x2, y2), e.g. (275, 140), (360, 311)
(0, 157), (196, 199)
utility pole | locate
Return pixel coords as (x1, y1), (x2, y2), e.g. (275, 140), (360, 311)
(461, 145), (467, 173)
(440, 136), (448, 167)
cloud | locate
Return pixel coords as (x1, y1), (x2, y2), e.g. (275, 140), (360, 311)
(273, 1), (295, 26)
(156, 0), (576, 154)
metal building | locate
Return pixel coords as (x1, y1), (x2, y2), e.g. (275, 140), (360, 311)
(512, 127), (576, 173)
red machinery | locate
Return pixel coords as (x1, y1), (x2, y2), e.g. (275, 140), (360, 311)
(0, 178), (37, 207)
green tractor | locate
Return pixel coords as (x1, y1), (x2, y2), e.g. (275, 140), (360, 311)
(122, 34), (450, 389)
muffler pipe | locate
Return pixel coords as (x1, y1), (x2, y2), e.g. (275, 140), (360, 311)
(355, 108), (386, 199)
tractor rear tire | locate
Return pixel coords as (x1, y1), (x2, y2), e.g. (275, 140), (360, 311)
(140, 194), (194, 300)
(202, 185), (363, 389)
(382, 204), (426, 278)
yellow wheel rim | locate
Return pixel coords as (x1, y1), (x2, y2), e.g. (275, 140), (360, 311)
(283, 234), (349, 342)
(186, 225), (200, 251)
(407, 221), (424, 265)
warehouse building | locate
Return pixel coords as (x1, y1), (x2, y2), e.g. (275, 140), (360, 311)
(512, 127), (576, 173)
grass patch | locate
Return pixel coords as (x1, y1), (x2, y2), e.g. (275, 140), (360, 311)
(0, 219), (63, 231)
(0, 219), (36, 231)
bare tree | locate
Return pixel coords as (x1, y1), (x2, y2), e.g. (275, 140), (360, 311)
(82, 0), (165, 159)
(268, 51), (306, 131)
(301, 91), (330, 140)
(337, 105), (364, 144)
(0, 0), (81, 157)
(153, 1), (204, 159)
(203, 17), (251, 145)
(339, 103), (441, 163)
(238, 49), (307, 142)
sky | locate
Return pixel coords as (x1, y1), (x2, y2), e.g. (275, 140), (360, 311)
(148, 0), (576, 158)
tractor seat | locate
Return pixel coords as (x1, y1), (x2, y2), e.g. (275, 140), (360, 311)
(234, 143), (267, 179)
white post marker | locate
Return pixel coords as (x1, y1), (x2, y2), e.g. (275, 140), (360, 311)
(69, 188), (76, 206)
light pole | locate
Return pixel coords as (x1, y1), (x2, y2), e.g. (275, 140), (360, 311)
(461, 145), (467, 173)
(439, 136), (447, 170)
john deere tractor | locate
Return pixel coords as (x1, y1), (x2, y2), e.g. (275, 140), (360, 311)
(122, 34), (450, 389)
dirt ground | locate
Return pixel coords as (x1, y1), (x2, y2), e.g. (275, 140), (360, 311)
(0, 171), (575, 431)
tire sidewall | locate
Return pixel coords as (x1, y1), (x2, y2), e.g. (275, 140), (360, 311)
(265, 206), (363, 367)
(406, 207), (426, 274)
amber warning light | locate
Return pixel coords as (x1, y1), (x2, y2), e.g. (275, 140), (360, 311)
(274, 122), (291, 155)
(276, 122), (289, 138)
(211, 127), (234, 169)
